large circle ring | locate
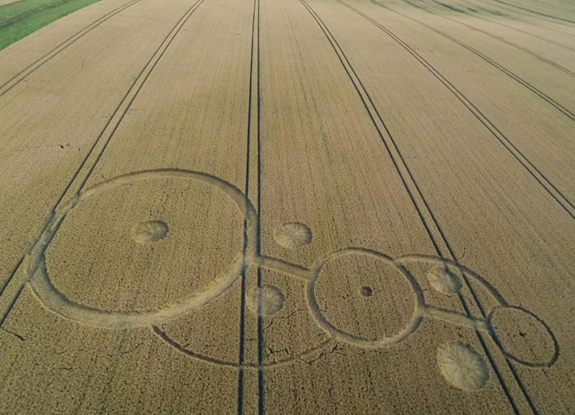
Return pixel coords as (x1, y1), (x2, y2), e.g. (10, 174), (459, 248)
(27, 169), (258, 328)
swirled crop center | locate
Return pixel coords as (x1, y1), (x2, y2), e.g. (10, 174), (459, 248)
(45, 174), (245, 312)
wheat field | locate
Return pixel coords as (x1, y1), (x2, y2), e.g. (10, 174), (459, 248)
(0, 0), (574, 412)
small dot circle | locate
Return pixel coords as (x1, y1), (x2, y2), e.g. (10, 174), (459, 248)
(131, 220), (169, 243)
(360, 286), (373, 297)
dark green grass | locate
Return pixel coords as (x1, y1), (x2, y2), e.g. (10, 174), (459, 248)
(0, 0), (104, 50)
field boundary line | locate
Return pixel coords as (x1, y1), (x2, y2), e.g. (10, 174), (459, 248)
(298, 0), (536, 412)
(339, 0), (575, 220)
(0, 0), (142, 98)
(0, 0), (207, 330)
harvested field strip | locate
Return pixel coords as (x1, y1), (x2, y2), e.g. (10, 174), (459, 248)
(0, 0), (207, 324)
(0, 0), (105, 50)
(299, 0), (526, 411)
(0, 0), (142, 97)
(334, 0), (575, 223)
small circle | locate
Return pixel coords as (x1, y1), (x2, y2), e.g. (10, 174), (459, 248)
(427, 267), (462, 295)
(437, 342), (490, 391)
(131, 220), (169, 243)
(273, 222), (312, 249)
(360, 286), (373, 297)
(307, 249), (424, 348)
(247, 285), (285, 316)
(488, 306), (558, 367)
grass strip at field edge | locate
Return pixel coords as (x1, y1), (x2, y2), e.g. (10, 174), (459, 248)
(0, 0), (104, 50)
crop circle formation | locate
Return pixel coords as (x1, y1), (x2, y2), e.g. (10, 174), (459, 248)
(25, 169), (558, 379)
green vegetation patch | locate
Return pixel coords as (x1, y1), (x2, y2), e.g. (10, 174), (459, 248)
(0, 0), (104, 50)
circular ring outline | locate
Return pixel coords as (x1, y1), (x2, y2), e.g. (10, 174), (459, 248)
(306, 249), (425, 348)
(487, 305), (559, 368)
(153, 325), (334, 369)
(28, 169), (258, 328)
